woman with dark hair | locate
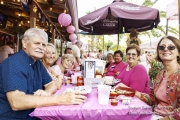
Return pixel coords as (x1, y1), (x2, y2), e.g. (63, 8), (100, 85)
(105, 53), (114, 68)
(116, 44), (150, 94)
(104, 50), (127, 78)
(135, 36), (180, 120)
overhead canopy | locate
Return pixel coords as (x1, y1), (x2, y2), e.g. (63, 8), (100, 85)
(140, 37), (161, 51)
(0, 0), (78, 41)
(78, 1), (160, 34)
(166, 0), (178, 20)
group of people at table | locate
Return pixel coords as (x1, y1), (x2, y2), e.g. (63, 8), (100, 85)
(0, 28), (180, 120)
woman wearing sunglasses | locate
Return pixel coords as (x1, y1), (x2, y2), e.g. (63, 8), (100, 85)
(116, 44), (150, 94)
(135, 36), (180, 120)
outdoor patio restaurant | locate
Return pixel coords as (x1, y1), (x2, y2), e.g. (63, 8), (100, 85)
(0, 0), (179, 120)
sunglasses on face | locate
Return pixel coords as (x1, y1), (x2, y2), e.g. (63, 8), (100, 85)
(126, 53), (137, 57)
(158, 45), (176, 51)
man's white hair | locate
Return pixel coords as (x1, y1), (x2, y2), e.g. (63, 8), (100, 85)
(76, 40), (83, 45)
(23, 28), (48, 42)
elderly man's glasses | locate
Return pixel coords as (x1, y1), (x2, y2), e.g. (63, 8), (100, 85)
(158, 45), (176, 51)
(126, 53), (137, 57)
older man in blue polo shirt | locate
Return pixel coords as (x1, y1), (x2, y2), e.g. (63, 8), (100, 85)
(0, 28), (86, 120)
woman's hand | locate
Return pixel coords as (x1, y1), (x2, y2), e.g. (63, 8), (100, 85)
(34, 89), (51, 96)
(159, 116), (169, 120)
(104, 69), (107, 74)
(115, 72), (120, 76)
(57, 91), (87, 105)
(56, 75), (63, 89)
(135, 91), (141, 98)
(116, 83), (129, 88)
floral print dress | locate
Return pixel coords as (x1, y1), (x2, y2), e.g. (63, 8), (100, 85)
(139, 68), (180, 120)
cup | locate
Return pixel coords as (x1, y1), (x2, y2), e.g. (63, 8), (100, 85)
(71, 72), (82, 84)
(97, 85), (111, 105)
(76, 66), (80, 71)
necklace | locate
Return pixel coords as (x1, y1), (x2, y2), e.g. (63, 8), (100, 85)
(128, 62), (138, 70)
(164, 65), (179, 78)
(127, 64), (135, 70)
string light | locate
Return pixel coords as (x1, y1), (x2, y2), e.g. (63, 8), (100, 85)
(64, 9), (66, 13)
(18, 13), (21, 16)
(19, 24), (21, 26)
(17, 0), (20, 2)
(27, 21), (30, 23)
(1, 1), (4, 4)
(50, 7), (52, 11)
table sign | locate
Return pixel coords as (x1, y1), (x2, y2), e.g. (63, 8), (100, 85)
(84, 59), (105, 87)
(84, 60), (95, 78)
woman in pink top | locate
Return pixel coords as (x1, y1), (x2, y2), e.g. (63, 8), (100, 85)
(116, 44), (150, 94)
(135, 36), (180, 120)
(42, 43), (62, 89)
(104, 50), (127, 78)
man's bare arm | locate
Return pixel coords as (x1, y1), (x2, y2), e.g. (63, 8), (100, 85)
(6, 90), (87, 111)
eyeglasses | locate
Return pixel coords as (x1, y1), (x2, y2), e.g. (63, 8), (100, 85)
(158, 45), (176, 51)
(126, 53), (137, 57)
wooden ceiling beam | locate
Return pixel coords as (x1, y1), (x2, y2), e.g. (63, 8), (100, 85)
(36, 0), (47, 4)
(44, 11), (57, 18)
(1, 0), (21, 5)
(39, 3), (64, 14)
(0, 8), (29, 20)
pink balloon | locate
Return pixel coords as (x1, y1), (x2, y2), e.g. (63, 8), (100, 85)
(58, 13), (72, 27)
(67, 25), (75, 33)
(69, 33), (77, 41)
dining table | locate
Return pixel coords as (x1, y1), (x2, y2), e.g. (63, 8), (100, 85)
(30, 84), (153, 120)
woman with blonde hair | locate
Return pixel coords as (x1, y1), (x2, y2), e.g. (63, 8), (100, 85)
(42, 43), (62, 89)
(52, 54), (75, 77)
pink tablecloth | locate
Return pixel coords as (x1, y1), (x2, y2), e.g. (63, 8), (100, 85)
(30, 85), (152, 120)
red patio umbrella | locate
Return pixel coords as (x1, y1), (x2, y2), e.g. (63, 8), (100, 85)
(78, 0), (160, 49)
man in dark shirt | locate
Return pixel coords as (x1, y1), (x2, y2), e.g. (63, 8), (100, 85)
(0, 28), (86, 119)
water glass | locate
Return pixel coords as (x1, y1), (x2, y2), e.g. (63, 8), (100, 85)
(97, 85), (111, 105)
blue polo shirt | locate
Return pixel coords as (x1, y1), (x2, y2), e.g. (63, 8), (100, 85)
(0, 50), (52, 120)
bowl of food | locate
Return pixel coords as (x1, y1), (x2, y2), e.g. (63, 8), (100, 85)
(110, 91), (119, 99)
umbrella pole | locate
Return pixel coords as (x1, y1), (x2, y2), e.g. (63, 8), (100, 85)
(117, 34), (119, 50)
(103, 35), (105, 59)
(117, 18), (120, 50)
(166, 19), (168, 35)
(179, 0), (180, 40)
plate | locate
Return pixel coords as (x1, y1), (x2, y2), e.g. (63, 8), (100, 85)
(105, 78), (120, 86)
(64, 86), (92, 93)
